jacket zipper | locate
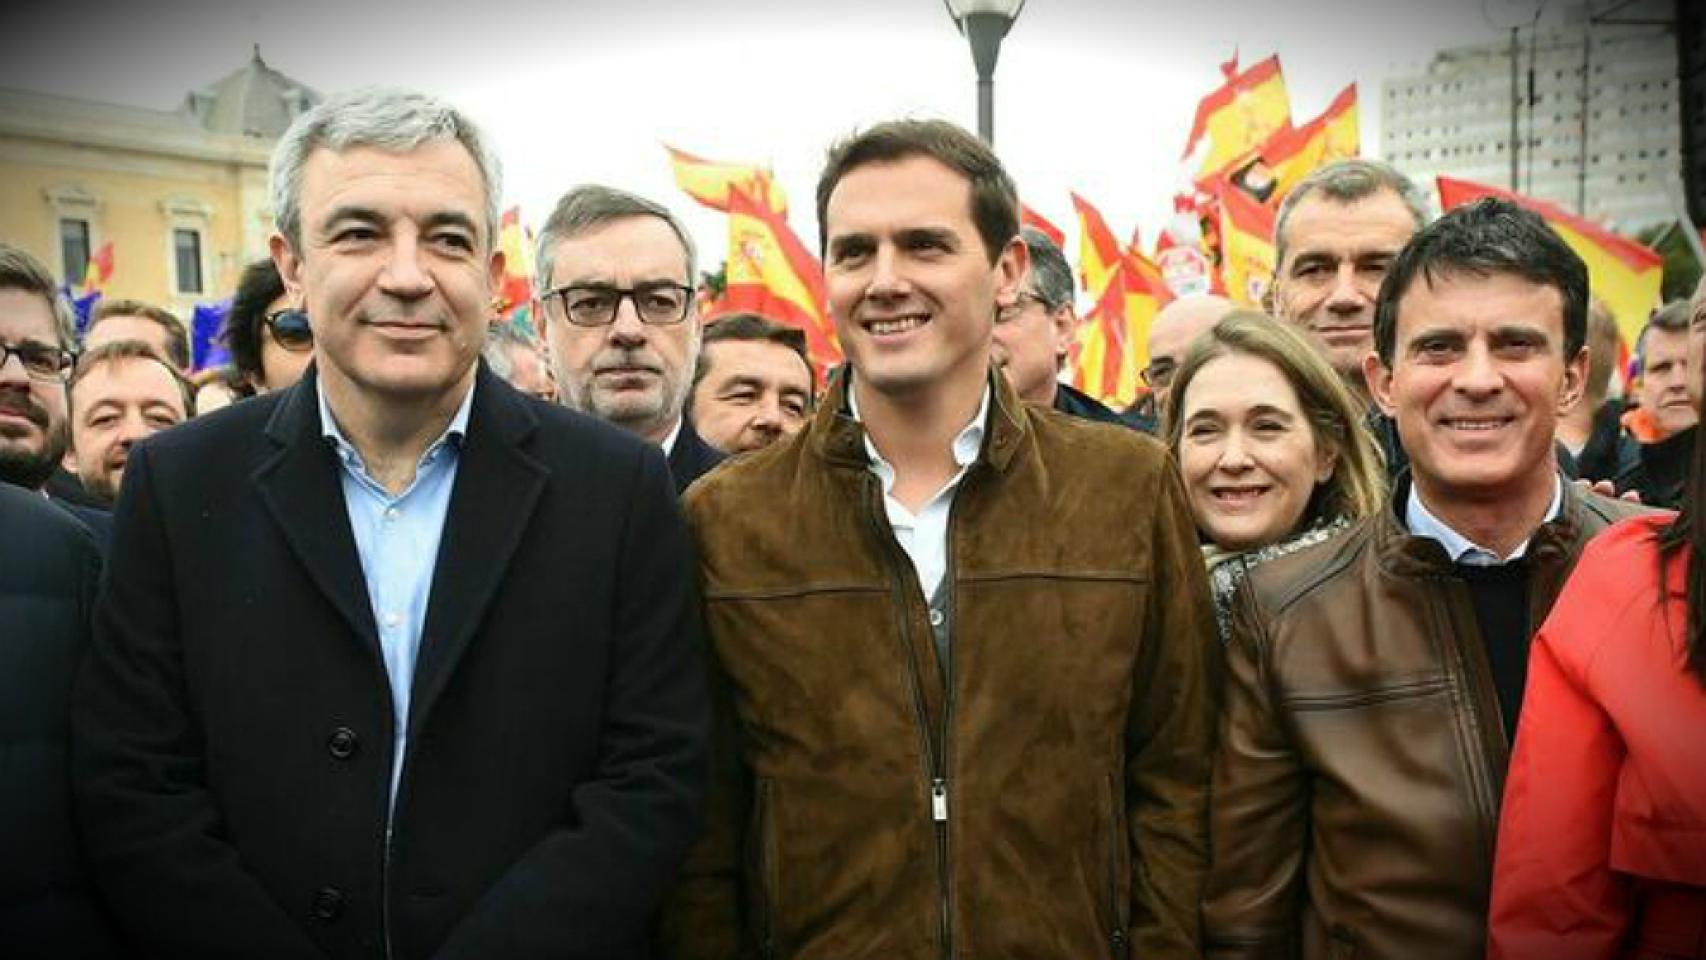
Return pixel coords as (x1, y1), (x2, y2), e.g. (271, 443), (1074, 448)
(863, 472), (956, 959)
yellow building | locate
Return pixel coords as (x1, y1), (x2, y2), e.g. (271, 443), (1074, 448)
(0, 48), (318, 325)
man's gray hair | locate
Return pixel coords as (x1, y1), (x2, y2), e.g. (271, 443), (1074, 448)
(1019, 227), (1075, 312)
(0, 242), (77, 351)
(532, 185), (697, 293)
(481, 321), (541, 380)
(269, 87), (504, 251)
(1274, 158), (1431, 267)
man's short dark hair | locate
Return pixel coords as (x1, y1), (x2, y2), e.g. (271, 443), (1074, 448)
(690, 313), (814, 408)
(0, 242), (76, 351)
(69, 339), (196, 417)
(1019, 227), (1074, 311)
(1373, 197), (1588, 367)
(88, 298), (190, 370)
(815, 119), (1018, 265)
(224, 258), (287, 383)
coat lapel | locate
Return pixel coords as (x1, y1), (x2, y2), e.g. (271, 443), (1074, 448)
(409, 369), (547, 733)
(254, 371), (381, 652)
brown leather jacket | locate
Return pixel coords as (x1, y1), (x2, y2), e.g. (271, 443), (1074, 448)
(1202, 479), (1648, 960)
(660, 370), (1220, 960)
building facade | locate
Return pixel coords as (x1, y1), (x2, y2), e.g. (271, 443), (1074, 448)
(1381, 2), (1683, 231)
(0, 49), (317, 326)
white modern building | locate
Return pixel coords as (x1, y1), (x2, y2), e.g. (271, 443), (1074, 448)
(1381, 2), (1682, 232)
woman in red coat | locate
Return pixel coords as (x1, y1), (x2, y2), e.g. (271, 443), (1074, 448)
(1489, 387), (1706, 953)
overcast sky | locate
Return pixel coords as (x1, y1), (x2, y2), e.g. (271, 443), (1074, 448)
(2, 0), (1569, 273)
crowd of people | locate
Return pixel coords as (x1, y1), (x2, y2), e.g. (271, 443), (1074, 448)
(2, 84), (1704, 958)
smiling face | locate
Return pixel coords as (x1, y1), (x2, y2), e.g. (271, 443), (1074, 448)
(1179, 351), (1335, 551)
(539, 215), (699, 444)
(69, 355), (187, 503)
(270, 140), (501, 410)
(1272, 189), (1417, 388)
(1638, 325), (1697, 437)
(824, 155), (1025, 405)
(1365, 269), (1585, 507)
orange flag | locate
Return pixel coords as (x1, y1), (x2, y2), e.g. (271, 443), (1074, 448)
(1262, 84), (1360, 203)
(1182, 54), (1292, 181)
(720, 185), (840, 377)
(1436, 176), (1664, 352)
(495, 207), (535, 322)
(81, 241), (114, 297)
(1071, 193), (1124, 298)
(1021, 202), (1066, 248)
(665, 145), (788, 216)
(1214, 179), (1278, 308)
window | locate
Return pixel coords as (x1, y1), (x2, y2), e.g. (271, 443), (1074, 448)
(60, 218), (91, 288)
(173, 228), (204, 295)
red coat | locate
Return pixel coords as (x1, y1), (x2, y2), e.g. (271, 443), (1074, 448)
(1489, 515), (1706, 959)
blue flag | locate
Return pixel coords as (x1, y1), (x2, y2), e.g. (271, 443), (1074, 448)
(191, 300), (233, 371)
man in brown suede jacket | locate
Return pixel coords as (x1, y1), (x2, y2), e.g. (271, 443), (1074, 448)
(1203, 199), (1648, 960)
(659, 120), (1219, 959)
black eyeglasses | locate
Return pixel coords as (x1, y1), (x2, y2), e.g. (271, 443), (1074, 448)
(1140, 358), (1178, 388)
(996, 292), (1052, 324)
(0, 341), (75, 382)
(264, 309), (314, 352)
(543, 282), (694, 328)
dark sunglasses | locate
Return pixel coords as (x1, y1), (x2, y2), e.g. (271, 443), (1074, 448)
(264, 308), (314, 352)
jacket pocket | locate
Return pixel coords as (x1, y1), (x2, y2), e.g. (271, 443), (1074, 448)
(1328, 923), (1359, 960)
(1105, 772), (1131, 959)
(746, 778), (778, 959)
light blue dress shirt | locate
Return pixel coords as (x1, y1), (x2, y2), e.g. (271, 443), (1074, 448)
(318, 382), (473, 803)
(1405, 474), (1563, 566)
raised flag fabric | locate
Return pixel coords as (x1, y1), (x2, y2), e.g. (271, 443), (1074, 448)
(1182, 54), (1292, 181)
(191, 300), (233, 371)
(495, 207), (536, 328)
(666, 145), (787, 216)
(1071, 193), (1124, 298)
(1263, 84), (1360, 202)
(721, 185), (840, 377)
(1436, 176), (1664, 351)
(1069, 251), (1171, 408)
(1021, 202), (1066, 248)
(80, 241), (114, 297)
(1215, 180), (1278, 307)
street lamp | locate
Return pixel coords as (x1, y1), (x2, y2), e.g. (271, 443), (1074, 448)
(943, 0), (1027, 144)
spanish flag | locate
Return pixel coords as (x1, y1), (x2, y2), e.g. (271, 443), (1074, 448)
(1263, 84), (1360, 203)
(1214, 180), (1278, 308)
(1071, 192), (1125, 298)
(1436, 176), (1664, 352)
(665, 145), (788, 216)
(720, 185), (840, 378)
(1069, 251), (1171, 407)
(1021, 202), (1066, 249)
(1182, 54), (1292, 181)
(495, 207), (536, 324)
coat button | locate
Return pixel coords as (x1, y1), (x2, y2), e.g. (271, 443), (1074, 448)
(311, 886), (345, 920)
(327, 727), (358, 760)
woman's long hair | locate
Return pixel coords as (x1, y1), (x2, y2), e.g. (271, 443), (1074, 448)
(1658, 369), (1706, 688)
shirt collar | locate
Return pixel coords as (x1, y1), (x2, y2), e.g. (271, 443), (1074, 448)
(659, 417), (683, 456)
(317, 376), (475, 469)
(1405, 473), (1563, 565)
(847, 379), (990, 475)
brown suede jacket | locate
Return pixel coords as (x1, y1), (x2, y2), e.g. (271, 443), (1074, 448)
(1202, 478), (1649, 960)
(659, 370), (1221, 960)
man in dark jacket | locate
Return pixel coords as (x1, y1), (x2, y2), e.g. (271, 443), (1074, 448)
(1204, 199), (1647, 960)
(72, 88), (706, 960)
(662, 119), (1218, 959)
(0, 482), (121, 957)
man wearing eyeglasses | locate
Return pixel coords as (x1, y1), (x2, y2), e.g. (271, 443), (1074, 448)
(533, 184), (723, 494)
(1143, 293), (1234, 418)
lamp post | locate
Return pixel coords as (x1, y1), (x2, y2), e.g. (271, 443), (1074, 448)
(943, 0), (1027, 144)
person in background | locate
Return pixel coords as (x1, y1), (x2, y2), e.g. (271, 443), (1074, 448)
(1562, 297), (1636, 483)
(686, 312), (813, 454)
(993, 226), (1138, 427)
(1203, 198), (1645, 960)
(223, 256), (314, 396)
(1614, 299), (1700, 508)
(189, 364), (251, 414)
(65, 341), (193, 505)
(82, 298), (191, 374)
(1145, 293), (1235, 420)
(1164, 310), (1385, 640)
(1489, 286), (1706, 956)
(482, 320), (557, 402)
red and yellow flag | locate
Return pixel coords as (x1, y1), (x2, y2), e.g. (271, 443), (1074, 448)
(495, 207), (535, 323)
(719, 185), (840, 377)
(1071, 192), (1125, 298)
(1263, 83), (1360, 203)
(1021, 202), (1066, 249)
(1214, 180), (1278, 308)
(80, 241), (114, 297)
(1182, 54), (1292, 181)
(665, 145), (788, 216)
(1436, 176), (1664, 351)
(1069, 250), (1172, 408)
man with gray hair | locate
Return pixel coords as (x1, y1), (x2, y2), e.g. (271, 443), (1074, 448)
(993, 226), (1140, 427)
(73, 87), (707, 959)
(482, 319), (557, 402)
(533, 184), (723, 493)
